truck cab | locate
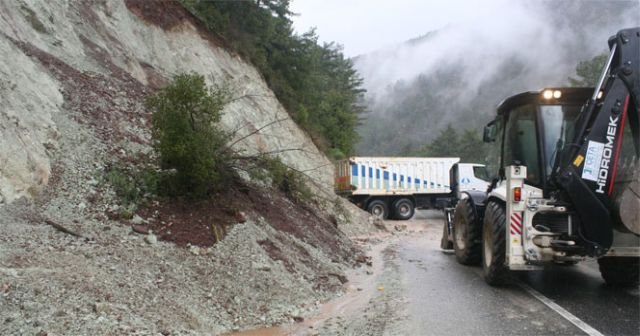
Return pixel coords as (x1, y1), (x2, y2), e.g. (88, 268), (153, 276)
(450, 163), (490, 200)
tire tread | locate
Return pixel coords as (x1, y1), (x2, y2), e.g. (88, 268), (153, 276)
(598, 257), (640, 286)
(483, 201), (509, 285)
(453, 198), (482, 265)
(393, 198), (415, 221)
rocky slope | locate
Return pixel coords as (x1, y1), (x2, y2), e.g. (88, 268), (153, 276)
(0, 0), (335, 204)
(0, 0), (378, 335)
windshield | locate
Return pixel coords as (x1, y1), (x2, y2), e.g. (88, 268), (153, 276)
(540, 105), (582, 176)
(473, 166), (490, 181)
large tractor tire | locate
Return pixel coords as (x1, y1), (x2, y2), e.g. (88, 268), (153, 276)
(598, 257), (640, 286)
(367, 200), (389, 220)
(453, 198), (482, 265)
(482, 201), (510, 285)
(392, 198), (415, 220)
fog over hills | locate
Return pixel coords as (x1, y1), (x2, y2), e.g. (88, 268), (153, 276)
(354, 0), (640, 156)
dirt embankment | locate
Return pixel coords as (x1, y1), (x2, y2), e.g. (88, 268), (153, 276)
(0, 186), (372, 335)
(0, 0), (381, 335)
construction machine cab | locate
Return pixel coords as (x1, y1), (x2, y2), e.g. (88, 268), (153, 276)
(483, 88), (594, 194)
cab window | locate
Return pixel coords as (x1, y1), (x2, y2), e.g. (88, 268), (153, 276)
(503, 104), (541, 186)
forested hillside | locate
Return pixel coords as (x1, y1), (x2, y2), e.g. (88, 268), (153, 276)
(355, 0), (640, 162)
(181, 0), (365, 159)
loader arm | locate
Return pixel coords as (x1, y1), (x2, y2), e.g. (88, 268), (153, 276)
(554, 27), (640, 256)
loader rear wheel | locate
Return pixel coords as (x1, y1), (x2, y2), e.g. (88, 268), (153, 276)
(598, 257), (640, 286)
(482, 201), (510, 286)
(453, 198), (482, 265)
(393, 198), (415, 220)
(367, 200), (389, 220)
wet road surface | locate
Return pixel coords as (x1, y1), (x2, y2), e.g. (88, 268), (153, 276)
(310, 210), (639, 335)
(238, 210), (639, 335)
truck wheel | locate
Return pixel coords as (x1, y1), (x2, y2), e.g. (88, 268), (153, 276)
(393, 198), (415, 220)
(482, 201), (510, 285)
(367, 200), (389, 220)
(598, 257), (640, 286)
(453, 198), (482, 265)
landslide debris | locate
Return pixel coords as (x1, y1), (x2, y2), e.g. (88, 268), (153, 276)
(0, 0), (381, 335)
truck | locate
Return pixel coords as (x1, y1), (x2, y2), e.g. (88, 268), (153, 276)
(335, 157), (489, 220)
(441, 27), (640, 286)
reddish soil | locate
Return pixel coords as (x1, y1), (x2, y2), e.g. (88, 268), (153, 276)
(124, 0), (227, 50)
(124, 0), (192, 31)
(7, 36), (150, 154)
(136, 183), (360, 266)
(257, 239), (297, 273)
(241, 186), (358, 264)
(137, 196), (236, 247)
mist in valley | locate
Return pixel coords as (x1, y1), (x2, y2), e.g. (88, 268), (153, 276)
(353, 0), (640, 157)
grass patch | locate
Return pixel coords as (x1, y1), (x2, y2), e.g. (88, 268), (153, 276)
(250, 155), (313, 204)
(104, 164), (161, 215)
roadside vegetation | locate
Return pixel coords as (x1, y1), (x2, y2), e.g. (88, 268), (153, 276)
(104, 165), (160, 218)
(147, 73), (233, 198)
(106, 73), (316, 216)
(247, 155), (313, 204)
(179, 0), (366, 160)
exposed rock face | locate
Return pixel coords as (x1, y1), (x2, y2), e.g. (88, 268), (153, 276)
(0, 2), (378, 334)
(0, 35), (62, 203)
(0, 0), (332, 204)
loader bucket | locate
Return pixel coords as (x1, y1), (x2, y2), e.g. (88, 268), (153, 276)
(614, 164), (640, 235)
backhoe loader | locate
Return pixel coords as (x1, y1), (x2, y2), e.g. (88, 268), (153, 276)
(442, 27), (640, 286)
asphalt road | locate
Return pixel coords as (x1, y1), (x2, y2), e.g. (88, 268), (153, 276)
(307, 210), (640, 336)
(403, 210), (639, 336)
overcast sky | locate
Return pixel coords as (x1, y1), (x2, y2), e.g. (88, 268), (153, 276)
(290, 0), (512, 57)
(290, 0), (640, 57)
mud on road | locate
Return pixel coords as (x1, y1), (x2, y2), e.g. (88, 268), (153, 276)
(270, 213), (433, 336)
(266, 210), (640, 336)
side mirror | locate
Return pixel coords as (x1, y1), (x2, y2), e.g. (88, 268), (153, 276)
(483, 122), (497, 143)
(498, 167), (505, 181)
